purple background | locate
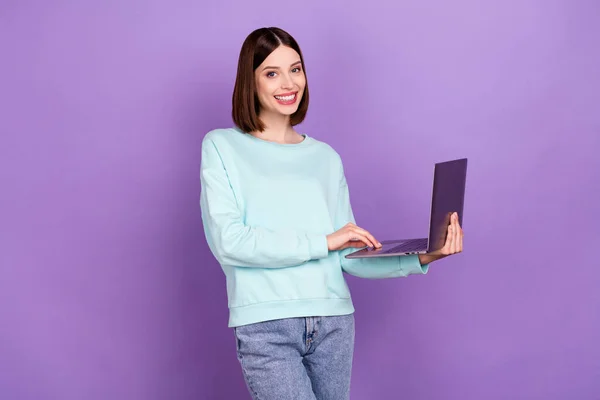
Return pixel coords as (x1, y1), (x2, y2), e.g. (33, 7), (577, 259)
(1, 1), (599, 399)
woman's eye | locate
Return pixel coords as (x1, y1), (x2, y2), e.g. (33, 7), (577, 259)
(292, 67), (302, 73)
(266, 71), (277, 78)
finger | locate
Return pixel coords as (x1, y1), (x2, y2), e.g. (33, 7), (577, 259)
(455, 215), (464, 253)
(456, 216), (462, 252)
(347, 231), (374, 248)
(363, 229), (381, 248)
(450, 214), (458, 254)
(455, 214), (462, 230)
(449, 225), (455, 254)
(350, 225), (377, 243)
(345, 241), (368, 249)
(442, 223), (453, 255)
(453, 213), (460, 253)
(351, 227), (380, 248)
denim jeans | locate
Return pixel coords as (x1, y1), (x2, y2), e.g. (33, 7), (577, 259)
(233, 314), (355, 400)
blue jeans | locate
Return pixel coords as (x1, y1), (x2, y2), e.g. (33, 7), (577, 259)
(233, 314), (355, 400)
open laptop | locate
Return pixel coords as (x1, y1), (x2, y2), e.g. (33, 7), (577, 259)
(345, 158), (468, 259)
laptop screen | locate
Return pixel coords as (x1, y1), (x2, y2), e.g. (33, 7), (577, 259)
(427, 158), (468, 252)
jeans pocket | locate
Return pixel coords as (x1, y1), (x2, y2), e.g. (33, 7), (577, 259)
(233, 327), (243, 359)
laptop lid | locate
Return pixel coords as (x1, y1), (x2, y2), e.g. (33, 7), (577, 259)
(426, 158), (468, 252)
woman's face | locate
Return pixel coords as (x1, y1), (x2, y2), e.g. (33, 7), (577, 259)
(254, 45), (306, 118)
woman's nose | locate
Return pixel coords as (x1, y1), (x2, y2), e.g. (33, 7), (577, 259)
(280, 74), (294, 89)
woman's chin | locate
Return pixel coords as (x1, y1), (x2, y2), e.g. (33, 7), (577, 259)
(271, 107), (299, 117)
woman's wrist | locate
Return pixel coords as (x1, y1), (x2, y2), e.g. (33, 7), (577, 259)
(418, 253), (445, 265)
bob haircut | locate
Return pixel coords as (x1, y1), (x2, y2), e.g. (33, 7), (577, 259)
(232, 27), (309, 133)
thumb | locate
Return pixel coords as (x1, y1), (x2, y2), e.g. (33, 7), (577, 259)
(343, 242), (367, 249)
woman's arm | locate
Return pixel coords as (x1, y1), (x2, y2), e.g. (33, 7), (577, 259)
(200, 137), (329, 268)
(418, 211), (464, 264)
(334, 161), (430, 279)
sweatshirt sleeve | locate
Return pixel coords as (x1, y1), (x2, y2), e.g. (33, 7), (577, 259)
(334, 161), (429, 279)
(199, 137), (329, 268)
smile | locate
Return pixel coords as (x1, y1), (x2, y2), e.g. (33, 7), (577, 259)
(274, 92), (298, 104)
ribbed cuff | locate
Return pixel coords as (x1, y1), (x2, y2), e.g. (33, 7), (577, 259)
(400, 254), (430, 275)
(308, 234), (329, 259)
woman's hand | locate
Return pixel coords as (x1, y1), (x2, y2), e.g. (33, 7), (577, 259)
(327, 223), (383, 251)
(418, 212), (464, 265)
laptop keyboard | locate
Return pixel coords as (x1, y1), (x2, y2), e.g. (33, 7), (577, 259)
(381, 238), (427, 254)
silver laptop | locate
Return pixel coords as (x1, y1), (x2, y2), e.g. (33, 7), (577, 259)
(345, 158), (468, 259)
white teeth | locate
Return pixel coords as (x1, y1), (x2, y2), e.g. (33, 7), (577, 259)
(275, 94), (295, 101)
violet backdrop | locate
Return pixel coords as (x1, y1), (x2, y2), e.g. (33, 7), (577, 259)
(1, 1), (599, 399)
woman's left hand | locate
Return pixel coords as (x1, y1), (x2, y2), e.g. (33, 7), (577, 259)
(418, 212), (463, 265)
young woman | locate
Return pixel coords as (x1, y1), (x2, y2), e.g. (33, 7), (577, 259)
(200, 27), (463, 400)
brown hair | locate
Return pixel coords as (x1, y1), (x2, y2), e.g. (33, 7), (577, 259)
(232, 27), (309, 133)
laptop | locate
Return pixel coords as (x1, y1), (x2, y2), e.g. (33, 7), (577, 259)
(345, 158), (468, 259)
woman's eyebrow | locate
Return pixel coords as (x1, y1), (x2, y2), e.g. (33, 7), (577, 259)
(261, 61), (302, 71)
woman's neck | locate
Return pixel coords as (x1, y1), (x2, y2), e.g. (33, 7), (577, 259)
(252, 111), (303, 144)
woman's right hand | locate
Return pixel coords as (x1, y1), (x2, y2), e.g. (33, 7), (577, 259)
(326, 223), (383, 251)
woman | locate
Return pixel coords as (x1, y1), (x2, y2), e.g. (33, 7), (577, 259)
(200, 27), (463, 400)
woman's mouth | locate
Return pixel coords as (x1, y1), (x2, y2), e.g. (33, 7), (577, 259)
(274, 92), (298, 105)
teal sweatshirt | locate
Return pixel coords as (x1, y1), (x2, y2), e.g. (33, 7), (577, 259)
(200, 127), (429, 327)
